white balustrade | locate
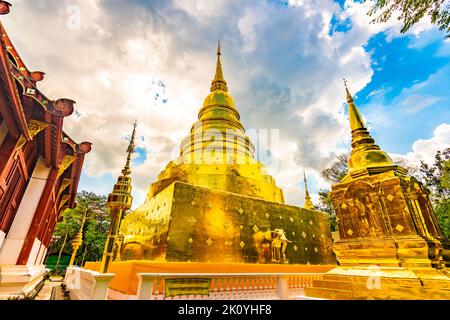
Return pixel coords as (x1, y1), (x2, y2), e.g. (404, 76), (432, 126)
(64, 267), (115, 300)
(135, 272), (323, 300)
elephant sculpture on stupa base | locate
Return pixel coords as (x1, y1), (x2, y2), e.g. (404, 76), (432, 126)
(253, 228), (292, 263)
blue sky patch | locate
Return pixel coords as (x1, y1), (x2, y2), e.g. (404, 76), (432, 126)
(352, 30), (450, 154)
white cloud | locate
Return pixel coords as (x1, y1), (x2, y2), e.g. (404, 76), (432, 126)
(341, 0), (435, 42)
(392, 123), (450, 166)
(1, 0), (440, 208)
(400, 95), (441, 113)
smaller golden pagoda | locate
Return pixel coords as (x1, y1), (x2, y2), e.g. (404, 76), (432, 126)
(303, 170), (314, 210)
(305, 80), (450, 300)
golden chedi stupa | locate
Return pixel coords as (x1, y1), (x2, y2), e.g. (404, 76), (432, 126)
(305, 80), (450, 300)
(118, 43), (336, 265)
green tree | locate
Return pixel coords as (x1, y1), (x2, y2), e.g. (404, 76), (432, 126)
(435, 200), (450, 240)
(442, 159), (450, 189)
(49, 191), (109, 270)
(419, 148), (450, 239)
(367, 0), (450, 38)
(318, 153), (349, 233)
(420, 148), (450, 199)
(316, 189), (337, 232)
(321, 153), (349, 183)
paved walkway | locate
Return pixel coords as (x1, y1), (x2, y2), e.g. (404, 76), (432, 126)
(34, 276), (66, 300)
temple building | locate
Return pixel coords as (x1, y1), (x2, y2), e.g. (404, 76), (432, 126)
(115, 43), (336, 266)
(305, 81), (450, 299)
(0, 7), (91, 299)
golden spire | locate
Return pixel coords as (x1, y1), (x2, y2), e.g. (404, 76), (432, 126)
(343, 78), (365, 131)
(303, 169), (314, 209)
(210, 40), (228, 92)
(100, 121), (137, 273)
(121, 120), (137, 177)
(342, 79), (400, 182)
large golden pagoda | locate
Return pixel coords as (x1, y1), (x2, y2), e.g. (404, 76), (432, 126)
(118, 43), (336, 265)
(305, 80), (450, 300)
(145, 42), (284, 203)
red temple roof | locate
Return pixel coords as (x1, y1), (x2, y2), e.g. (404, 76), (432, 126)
(0, 18), (91, 210)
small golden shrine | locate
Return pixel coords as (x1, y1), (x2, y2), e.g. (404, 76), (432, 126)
(305, 80), (450, 300)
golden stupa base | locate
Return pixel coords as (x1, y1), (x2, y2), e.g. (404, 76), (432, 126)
(84, 260), (335, 296)
(120, 182), (337, 265)
(443, 242), (450, 267)
(305, 266), (450, 300)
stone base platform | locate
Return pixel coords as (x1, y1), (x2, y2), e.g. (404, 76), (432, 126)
(305, 266), (450, 300)
(0, 264), (46, 299)
(119, 181), (337, 265)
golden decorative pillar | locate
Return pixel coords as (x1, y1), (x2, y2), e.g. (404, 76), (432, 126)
(99, 122), (136, 273)
(69, 214), (86, 268)
(305, 80), (450, 300)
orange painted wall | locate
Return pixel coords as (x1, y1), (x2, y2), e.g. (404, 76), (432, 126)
(84, 261), (334, 295)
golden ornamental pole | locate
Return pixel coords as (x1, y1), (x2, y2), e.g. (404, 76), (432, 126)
(99, 121), (137, 273)
(68, 213), (87, 267)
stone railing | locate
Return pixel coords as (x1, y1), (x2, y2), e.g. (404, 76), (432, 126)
(132, 273), (324, 300)
(64, 267), (114, 300)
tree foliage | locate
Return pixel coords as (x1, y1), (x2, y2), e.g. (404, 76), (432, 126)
(420, 148), (450, 200)
(316, 189), (338, 232)
(442, 158), (450, 190)
(321, 153), (349, 184)
(50, 191), (109, 266)
(367, 0), (450, 38)
(419, 148), (450, 239)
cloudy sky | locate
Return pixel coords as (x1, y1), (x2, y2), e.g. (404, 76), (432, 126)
(2, 0), (450, 208)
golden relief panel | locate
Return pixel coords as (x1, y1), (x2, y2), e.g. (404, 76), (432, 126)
(330, 170), (447, 268)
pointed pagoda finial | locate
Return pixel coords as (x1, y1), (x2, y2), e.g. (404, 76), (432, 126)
(343, 78), (365, 131)
(303, 169), (314, 209)
(121, 121), (137, 176)
(343, 78), (353, 103)
(210, 40), (228, 92)
(341, 79), (398, 182)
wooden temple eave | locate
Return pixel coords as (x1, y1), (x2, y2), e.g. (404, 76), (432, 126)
(0, 7), (93, 265)
(66, 141), (92, 209)
(0, 23), (28, 139)
(1, 21), (29, 76)
(1, 23), (76, 169)
(72, 142), (92, 206)
(52, 141), (91, 211)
